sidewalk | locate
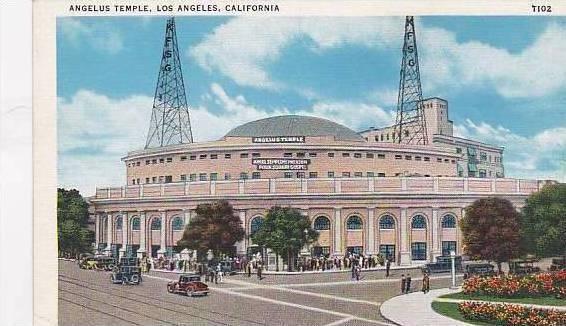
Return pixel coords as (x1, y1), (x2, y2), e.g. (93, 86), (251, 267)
(380, 288), (472, 326)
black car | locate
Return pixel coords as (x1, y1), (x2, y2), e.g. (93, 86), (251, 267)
(111, 265), (142, 285)
(464, 263), (496, 279)
(422, 255), (463, 274)
(549, 257), (566, 271)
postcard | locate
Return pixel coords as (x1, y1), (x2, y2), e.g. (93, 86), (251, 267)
(33, 1), (565, 325)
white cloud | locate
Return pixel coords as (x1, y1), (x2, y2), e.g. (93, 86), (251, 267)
(191, 17), (566, 99)
(59, 18), (124, 54)
(454, 120), (566, 182)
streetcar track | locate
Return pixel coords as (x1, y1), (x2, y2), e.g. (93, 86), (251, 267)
(59, 274), (265, 326)
(59, 296), (143, 326)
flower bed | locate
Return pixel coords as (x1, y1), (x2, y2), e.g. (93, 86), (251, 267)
(458, 301), (566, 326)
(462, 270), (566, 298)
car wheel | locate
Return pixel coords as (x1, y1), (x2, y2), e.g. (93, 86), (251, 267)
(167, 285), (174, 293)
(122, 276), (128, 285)
(130, 274), (139, 284)
(187, 289), (194, 297)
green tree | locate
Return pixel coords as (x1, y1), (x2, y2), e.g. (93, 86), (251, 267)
(57, 188), (94, 258)
(461, 197), (522, 273)
(252, 206), (319, 272)
(177, 200), (245, 261)
(521, 183), (566, 258)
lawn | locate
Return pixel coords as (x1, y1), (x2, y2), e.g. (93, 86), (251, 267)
(439, 292), (566, 307)
(430, 302), (493, 326)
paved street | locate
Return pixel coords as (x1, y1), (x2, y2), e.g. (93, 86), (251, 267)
(59, 260), (461, 326)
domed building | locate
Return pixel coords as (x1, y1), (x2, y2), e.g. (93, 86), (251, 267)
(90, 113), (543, 266)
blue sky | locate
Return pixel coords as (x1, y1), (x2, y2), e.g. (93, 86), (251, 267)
(57, 16), (566, 195)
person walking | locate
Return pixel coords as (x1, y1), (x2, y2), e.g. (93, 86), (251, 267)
(405, 273), (412, 294)
(217, 264), (224, 283)
(385, 259), (391, 277)
(257, 262), (262, 280)
(401, 274), (406, 294)
(422, 272), (430, 294)
(355, 265), (361, 281)
(247, 261), (252, 278)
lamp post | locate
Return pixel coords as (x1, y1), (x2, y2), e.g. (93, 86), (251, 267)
(449, 250), (457, 289)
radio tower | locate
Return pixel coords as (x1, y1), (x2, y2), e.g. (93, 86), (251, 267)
(393, 16), (428, 145)
(145, 17), (193, 148)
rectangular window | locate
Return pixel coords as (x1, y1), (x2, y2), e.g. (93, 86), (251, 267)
(210, 173), (218, 181)
(296, 152), (305, 158)
(367, 172), (374, 177)
(342, 153), (350, 157)
(284, 152), (292, 158)
(210, 154), (218, 159)
(145, 177), (150, 184)
(145, 160), (150, 165)
(308, 152), (317, 157)
(342, 172), (350, 177)
(132, 179), (135, 185)
(199, 154), (207, 159)
(199, 173), (207, 181)
(366, 153), (374, 159)
(309, 172), (318, 178)
(451, 160), (456, 164)
(479, 170), (486, 178)
(405, 155), (412, 160)
(312, 246), (330, 256)
(328, 152), (335, 158)
(152, 159), (157, 164)
(239, 172), (248, 180)
(480, 152), (487, 161)
(327, 171), (335, 178)
(190, 155), (196, 160)
(252, 153), (260, 158)
(152, 177), (157, 183)
(424, 157), (430, 162)
(354, 172), (363, 177)
(158, 158), (164, 163)
(166, 157), (172, 163)
(377, 154), (385, 159)
(136, 178), (140, 184)
(180, 175), (187, 181)
(240, 153), (248, 158)
(189, 174), (196, 182)
(456, 147), (462, 154)
(136, 162), (140, 166)
(224, 173), (231, 180)
(354, 153), (362, 158)
(180, 156), (187, 161)
(284, 172), (293, 178)
(158, 176), (164, 183)
(411, 242), (427, 261)
(346, 246), (364, 255)
(297, 172), (305, 178)
(437, 158), (442, 162)
(441, 241), (457, 256)
(444, 159), (449, 163)
(379, 245), (395, 262)
(251, 172), (260, 179)
(395, 155), (402, 160)
(165, 176), (172, 183)
(224, 153), (231, 159)
(378, 173), (386, 177)
(415, 156), (421, 161)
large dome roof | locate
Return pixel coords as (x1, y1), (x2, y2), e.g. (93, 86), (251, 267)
(224, 115), (365, 142)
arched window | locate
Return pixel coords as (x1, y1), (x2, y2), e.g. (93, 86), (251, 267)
(150, 217), (161, 230)
(115, 216), (123, 230)
(346, 215), (363, 230)
(411, 215), (427, 229)
(441, 214), (456, 228)
(131, 217), (140, 231)
(313, 216), (330, 230)
(172, 216), (184, 231)
(379, 215), (395, 229)
(250, 216), (264, 234)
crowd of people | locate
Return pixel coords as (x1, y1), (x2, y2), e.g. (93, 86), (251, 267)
(297, 253), (389, 273)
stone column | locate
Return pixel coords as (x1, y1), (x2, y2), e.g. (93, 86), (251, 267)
(94, 213), (100, 251)
(157, 211), (166, 258)
(431, 208), (441, 259)
(366, 207), (375, 254)
(104, 213), (113, 256)
(136, 212), (147, 258)
(458, 208), (465, 255)
(399, 207), (410, 265)
(184, 210), (191, 227)
(119, 212), (128, 258)
(236, 210), (247, 256)
(333, 208), (342, 255)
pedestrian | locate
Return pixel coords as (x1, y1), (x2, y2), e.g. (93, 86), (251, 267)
(355, 265), (361, 281)
(351, 262), (356, 280)
(257, 262), (262, 280)
(422, 272), (430, 294)
(212, 267), (218, 284)
(401, 274), (406, 294)
(406, 274), (412, 294)
(386, 259), (391, 277)
(217, 264), (224, 283)
(247, 261), (252, 278)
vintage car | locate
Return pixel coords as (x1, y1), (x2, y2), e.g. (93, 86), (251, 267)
(218, 260), (237, 276)
(111, 266), (142, 285)
(167, 274), (209, 297)
(79, 256), (116, 271)
(421, 255), (463, 274)
(509, 258), (541, 276)
(549, 257), (566, 271)
(464, 263), (496, 279)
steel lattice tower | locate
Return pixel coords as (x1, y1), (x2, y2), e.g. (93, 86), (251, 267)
(393, 16), (428, 145)
(145, 17), (193, 149)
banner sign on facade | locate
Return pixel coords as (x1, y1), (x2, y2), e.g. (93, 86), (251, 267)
(252, 158), (310, 170)
(252, 136), (305, 143)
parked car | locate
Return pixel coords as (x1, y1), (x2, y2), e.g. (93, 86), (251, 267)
(464, 263), (496, 279)
(167, 274), (209, 297)
(549, 257), (566, 271)
(111, 266), (142, 285)
(508, 258), (541, 276)
(218, 260), (237, 276)
(422, 255), (463, 274)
